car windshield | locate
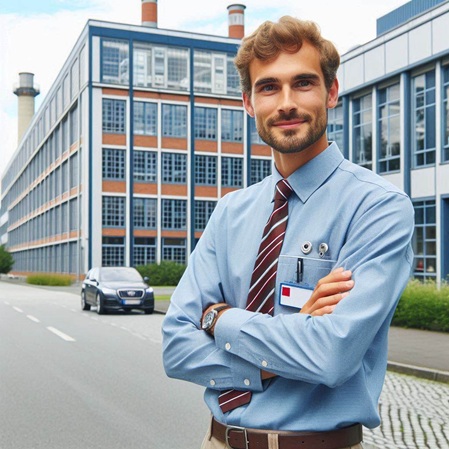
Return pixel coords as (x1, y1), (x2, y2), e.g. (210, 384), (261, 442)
(99, 268), (143, 282)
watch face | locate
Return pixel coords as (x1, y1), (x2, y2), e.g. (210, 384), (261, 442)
(202, 310), (216, 330)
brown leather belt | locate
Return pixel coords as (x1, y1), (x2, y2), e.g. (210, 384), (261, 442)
(211, 418), (363, 449)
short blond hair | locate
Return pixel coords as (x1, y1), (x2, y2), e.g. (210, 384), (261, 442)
(234, 16), (340, 96)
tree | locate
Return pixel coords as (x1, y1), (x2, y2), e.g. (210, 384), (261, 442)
(0, 245), (14, 274)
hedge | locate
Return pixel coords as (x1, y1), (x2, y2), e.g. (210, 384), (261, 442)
(26, 273), (73, 286)
(392, 279), (449, 332)
(136, 261), (186, 286)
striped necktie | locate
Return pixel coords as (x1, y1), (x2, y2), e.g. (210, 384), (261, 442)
(218, 179), (293, 413)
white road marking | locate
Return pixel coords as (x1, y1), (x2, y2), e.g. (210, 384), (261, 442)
(13, 307), (23, 313)
(27, 315), (40, 323)
(46, 327), (76, 342)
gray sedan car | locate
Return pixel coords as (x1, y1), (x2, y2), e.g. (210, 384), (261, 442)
(81, 267), (154, 314)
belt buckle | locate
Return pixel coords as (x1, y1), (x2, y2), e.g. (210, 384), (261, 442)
(225, 425), (249, 449)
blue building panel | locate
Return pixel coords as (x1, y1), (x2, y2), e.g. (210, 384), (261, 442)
(377, 0), (447, 36)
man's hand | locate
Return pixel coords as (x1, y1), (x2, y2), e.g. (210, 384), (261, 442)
(300, 267), (353, 316)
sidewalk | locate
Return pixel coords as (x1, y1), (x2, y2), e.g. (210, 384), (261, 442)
(155, 295), (449, 383)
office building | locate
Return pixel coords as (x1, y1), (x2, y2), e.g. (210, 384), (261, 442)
(1, 2), (271, 278)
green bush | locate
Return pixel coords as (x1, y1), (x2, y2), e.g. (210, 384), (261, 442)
(0, 245), (14, 274)
(26, 273), (73, 286)
(136, 261), (186, 286)
(392, 279), (449, 332)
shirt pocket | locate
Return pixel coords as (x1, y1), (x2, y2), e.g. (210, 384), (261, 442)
(277, 255), (335, 291)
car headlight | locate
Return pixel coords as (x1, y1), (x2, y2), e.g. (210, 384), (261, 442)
(146, 287), (154, 294)
(101, 287), (117, 295)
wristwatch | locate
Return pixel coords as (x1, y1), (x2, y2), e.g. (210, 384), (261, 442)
(201, 305), (230, 333)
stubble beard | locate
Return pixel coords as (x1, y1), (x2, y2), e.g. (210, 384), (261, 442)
(256, 111), (328, 155)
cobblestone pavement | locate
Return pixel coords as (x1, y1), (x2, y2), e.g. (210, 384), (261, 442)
(363, 372), (449, 449)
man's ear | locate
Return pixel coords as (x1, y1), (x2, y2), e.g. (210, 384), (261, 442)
(242, 92), (255, 117)
(327, 78), (339, 109)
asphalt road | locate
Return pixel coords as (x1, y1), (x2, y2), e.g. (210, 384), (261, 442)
(0, 282), (210, 449)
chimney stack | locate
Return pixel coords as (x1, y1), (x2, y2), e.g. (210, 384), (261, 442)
(227, 4), (246, 39)
(142, 0), (158, 27)
(13, 72), (40, 143)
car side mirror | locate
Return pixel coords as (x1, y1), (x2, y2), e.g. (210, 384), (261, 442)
(143, 276), (149, 284)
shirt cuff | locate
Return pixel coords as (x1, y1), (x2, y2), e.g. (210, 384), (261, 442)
(214, 308), (264, 392)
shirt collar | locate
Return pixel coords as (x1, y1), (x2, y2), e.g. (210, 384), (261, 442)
(271, 142), (344, 203)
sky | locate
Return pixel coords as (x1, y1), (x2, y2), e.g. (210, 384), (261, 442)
(0, 0), (409, 179)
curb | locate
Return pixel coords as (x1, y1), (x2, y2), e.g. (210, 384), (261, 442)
(387, 361), (449, 384)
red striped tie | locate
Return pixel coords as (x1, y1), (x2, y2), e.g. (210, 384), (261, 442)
(218, 179), (293, 413)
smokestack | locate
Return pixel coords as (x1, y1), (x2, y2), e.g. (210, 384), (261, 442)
(13, 72), (40, 143)
(227, 4), (246, 39)
(142, 0), (158, 27)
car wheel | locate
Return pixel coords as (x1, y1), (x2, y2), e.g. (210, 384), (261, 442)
(96, 293), (106, 315)
(81, 291), (91, 311)
(144, 309), (153, 315)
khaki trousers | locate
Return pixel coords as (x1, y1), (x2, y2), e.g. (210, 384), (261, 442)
(200, 418), (366, 449)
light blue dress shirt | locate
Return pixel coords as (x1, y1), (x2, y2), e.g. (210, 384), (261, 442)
(162, 143), (414, 432)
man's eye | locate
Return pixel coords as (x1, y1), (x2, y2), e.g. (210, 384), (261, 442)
(296, 80), (311, 87)
(261, 85), (275, 92)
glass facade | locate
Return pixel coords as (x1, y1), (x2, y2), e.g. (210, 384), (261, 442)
(413, 200), (436, 280)
(327, 104), (344, 150)
(353, 94), (373, 170)
(443, 65), (449, 163)
(412, 71), (436, 167)
(378, 84), (401, 173)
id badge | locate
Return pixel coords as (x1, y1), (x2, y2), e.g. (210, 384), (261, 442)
(279, 282), (313, 310)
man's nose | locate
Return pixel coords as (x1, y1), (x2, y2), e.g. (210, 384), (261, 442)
(278, 87), (297, 114)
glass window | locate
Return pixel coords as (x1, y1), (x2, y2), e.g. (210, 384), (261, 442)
(162, 238), (186, 264)
(133, 197), (157, 229)
(162, 104), (187, 137)
(412, 71), (436, 168)
(102, 149), (125, 180)
(194, 51), (237, 96)
(251, 159), (272, 185)
(412, 200), (436, 281)
(102, 236), (125, 266)
(194, 200), (217, 231)
(103, 99), (126, 134)
(222, 157), (243, 187)
(327, 104), (344, 151)
(102, 196), (125, 227)
(134, 101), (157, 135)
(250, 118), (265, 145)
(195, 155), (217, 185)
(195, 107), (217, 140)
(162, 152), (187, 184)
(227, 54), (240, 96)
(102, 39), (129, 85)
(352, 94), (373, 170)
(133, 43), (189, 91)
(378, 84), (401, 173)
(162, 199), (187, 230)
(133, 150), (157, 183)
(222, 109), (243, 142)
(443, 66), (449, 163)
(133, 237), (156, 266)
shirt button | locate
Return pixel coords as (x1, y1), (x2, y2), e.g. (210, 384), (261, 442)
(244, 379), (250, 386)
(210, 379), (216, 386)
(262, 360), (268, 368)
(225, 343), (231, 351)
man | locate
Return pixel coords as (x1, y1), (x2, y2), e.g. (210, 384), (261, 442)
(162, 16), (414, 449)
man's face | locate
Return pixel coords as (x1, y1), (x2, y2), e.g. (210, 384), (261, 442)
(243, 42), (338, 156)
